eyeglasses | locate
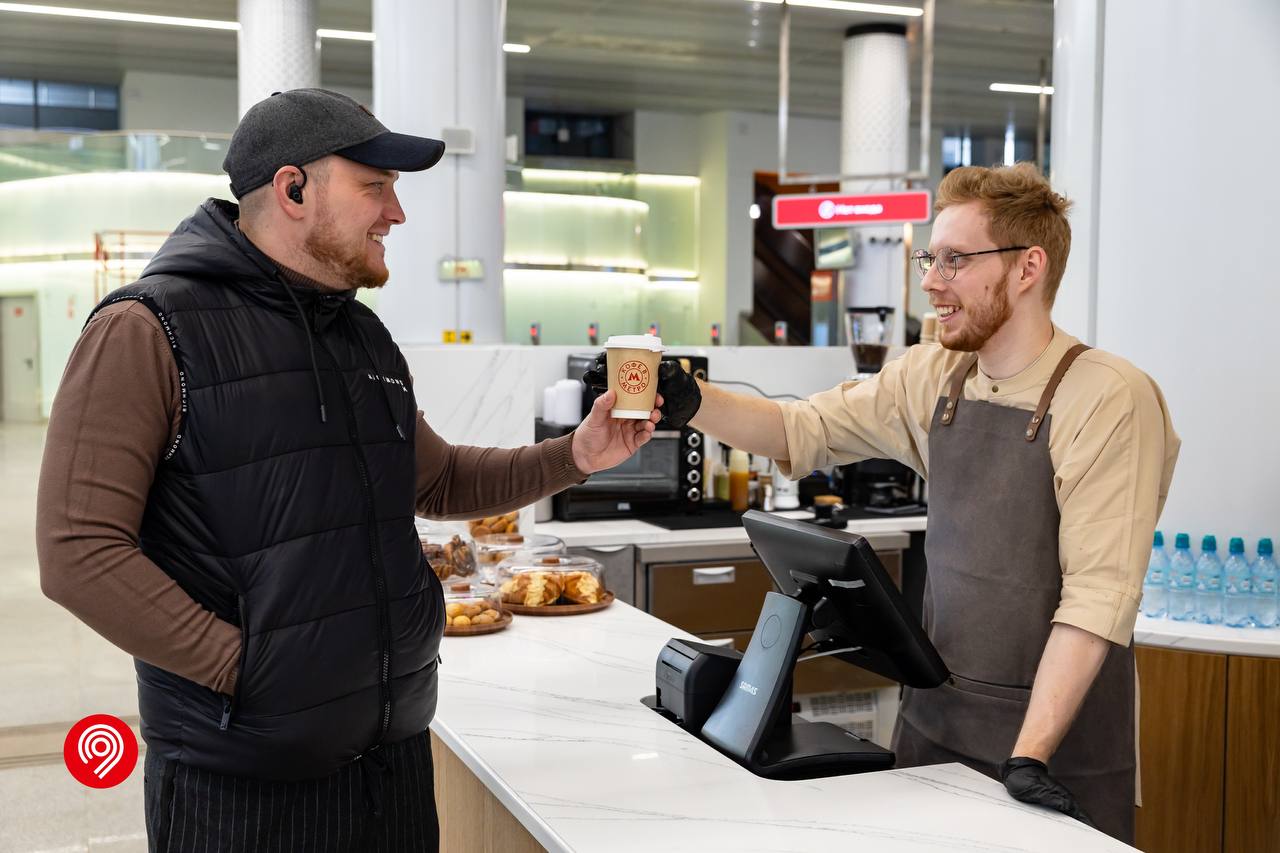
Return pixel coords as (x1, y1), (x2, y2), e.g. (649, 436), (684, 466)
(911, 246), (1029, 281)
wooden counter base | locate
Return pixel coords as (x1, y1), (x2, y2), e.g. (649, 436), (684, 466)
(432, 731), (547, 853)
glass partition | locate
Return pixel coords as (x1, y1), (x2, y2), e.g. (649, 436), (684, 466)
(503, 166), (701, 346)
(0, 130), (229, 183)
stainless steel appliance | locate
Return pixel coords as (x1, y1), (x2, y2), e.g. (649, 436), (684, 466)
(835, 458), (925, 515)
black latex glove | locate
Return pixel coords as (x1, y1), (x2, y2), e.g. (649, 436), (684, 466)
(582, 353), (703, 428)
(999, 757), (1096, 828)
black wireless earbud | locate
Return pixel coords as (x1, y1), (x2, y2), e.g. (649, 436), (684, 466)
(286, 166), (309, 205)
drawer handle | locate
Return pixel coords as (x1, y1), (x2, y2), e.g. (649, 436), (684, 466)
(585, 546), (628, 554)
(693, 566), (736, 585)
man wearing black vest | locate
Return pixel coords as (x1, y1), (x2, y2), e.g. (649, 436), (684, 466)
(36, 89), (662, 851)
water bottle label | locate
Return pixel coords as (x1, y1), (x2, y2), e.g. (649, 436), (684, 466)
(1257, 580), (1277, 594)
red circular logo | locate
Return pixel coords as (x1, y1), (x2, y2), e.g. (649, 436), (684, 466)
(63, 714), (138, 788)
(617, 361), (651, 395)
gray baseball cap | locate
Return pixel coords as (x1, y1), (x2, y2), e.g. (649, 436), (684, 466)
(222, 88), (446, 199)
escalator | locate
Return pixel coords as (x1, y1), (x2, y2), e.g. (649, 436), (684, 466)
(750, 173), (838, 346)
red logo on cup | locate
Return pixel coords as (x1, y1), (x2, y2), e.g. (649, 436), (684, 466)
(618, 361), (650, 395)
(63, 714), (138, 788)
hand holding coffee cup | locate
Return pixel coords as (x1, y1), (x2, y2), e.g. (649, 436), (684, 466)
(570, 387), (664, 473)
(582, 344), (703, 428)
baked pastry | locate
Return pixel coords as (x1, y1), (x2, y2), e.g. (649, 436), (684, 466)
(470, 511), (519, 538)
(561, 571), (602, 605)
(501, 571), (562, 606)
(423, 534), (476, 580)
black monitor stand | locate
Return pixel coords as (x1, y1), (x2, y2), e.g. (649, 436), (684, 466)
(698, 592), (893, 780)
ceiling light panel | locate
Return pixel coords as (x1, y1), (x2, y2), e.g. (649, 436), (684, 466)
(751, 0), (923, 17)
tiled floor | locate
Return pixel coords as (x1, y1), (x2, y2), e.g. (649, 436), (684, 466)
(1, 423), (146, 851)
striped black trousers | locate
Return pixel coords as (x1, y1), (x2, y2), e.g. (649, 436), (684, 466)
(143, 731), (439, 852)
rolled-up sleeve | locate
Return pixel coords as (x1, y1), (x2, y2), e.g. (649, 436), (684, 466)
(1053, 367), (1180, 645)
(776, 348), (927, 479)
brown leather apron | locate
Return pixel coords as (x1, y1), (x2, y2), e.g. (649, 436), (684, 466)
(891, 344), (1136, 844)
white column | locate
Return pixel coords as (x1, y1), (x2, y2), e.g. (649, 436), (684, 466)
(236, 0), (319, 118)
(373, 0), (506, 345)
(840, 23), (910, 346)
(1048, 0), (1104, 344)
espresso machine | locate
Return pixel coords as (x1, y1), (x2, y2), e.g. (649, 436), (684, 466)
(835, 458), (925, 516)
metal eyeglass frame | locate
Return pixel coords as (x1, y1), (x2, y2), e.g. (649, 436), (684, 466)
(911, 247), (1029, 281)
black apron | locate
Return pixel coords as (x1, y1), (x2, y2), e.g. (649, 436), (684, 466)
(891, 344), (1136, 844)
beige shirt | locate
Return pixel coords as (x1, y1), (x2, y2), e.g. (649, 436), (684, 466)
(778, 326), (1180, 646)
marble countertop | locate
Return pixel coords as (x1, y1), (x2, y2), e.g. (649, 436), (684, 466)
(1134, 615), (1280, 658)
(432, 601), (1131, 852)
(537, 511), (928, 549)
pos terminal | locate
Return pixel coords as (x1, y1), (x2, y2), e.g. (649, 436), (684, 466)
(643, 511), (948, 780)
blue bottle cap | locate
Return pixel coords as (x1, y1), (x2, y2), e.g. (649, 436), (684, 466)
(1175, 533), (1191, 549)
(1229, 537), (1244, 554)
(1202, 535), (1217, 552)
(1153, 531), (1164, 547)
(1261, 538), (1274, 556)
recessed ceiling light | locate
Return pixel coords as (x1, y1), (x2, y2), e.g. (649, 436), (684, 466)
(751, 0), (923, 17)
(503, 42), (532, 54)
(989, 83), (1054, 95)
(0, 2), (376, 39)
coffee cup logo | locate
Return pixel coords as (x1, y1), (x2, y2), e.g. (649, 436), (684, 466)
(617, 361), (650, 395)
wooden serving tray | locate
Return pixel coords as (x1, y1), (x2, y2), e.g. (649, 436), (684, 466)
(504, 591), (615, 616)
(444, 610), (513, 636)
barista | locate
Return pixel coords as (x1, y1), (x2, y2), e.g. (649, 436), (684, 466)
(597, 163), (1180, 844)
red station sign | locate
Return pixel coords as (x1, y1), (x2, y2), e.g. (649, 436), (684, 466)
(772, 190), (932, 230)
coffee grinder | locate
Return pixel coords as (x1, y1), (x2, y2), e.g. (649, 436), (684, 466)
(844, 307), (895, 377)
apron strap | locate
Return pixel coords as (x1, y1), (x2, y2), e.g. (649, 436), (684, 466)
(1024, 343), (1091, 441)
(938, 355), (978, 427)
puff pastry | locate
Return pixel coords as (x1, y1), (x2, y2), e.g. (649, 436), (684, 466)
(561, 571), (602, 605)
(501, 571), (562, 606)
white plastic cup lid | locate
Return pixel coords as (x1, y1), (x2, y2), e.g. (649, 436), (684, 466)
(603, 334), (665, 352)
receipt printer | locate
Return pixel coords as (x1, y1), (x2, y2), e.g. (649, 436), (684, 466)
(653, 639), (743, 733)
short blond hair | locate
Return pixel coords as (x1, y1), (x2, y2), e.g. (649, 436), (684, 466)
(935, 163), (1072, 306)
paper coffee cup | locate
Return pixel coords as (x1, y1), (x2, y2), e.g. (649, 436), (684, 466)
(603, 334), (665, 419)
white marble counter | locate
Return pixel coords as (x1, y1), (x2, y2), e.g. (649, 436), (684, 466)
(432, 601), (1131, 852)
(1134, 615), (1280, 658)
(537, 512), (928, 549)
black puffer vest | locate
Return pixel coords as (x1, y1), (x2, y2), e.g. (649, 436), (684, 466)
(91, 199), (443, 781)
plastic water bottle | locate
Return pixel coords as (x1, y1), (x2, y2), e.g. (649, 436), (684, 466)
(1194, 535), (1225, 625)
(1141, 531), (1170, 618)
(1251, 538), (1278, 629)
(1167, 533), (1197, 621)
(1222, 538), (1254, 628)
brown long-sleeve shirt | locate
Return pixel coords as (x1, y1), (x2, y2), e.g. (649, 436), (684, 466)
(37, 283), (584, 698)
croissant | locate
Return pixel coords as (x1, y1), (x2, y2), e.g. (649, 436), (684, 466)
(501, 571), (562, 606)
(561, 571), (602, 605)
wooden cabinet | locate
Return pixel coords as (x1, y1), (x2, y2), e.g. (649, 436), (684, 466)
(1225, 655), (1280, 852)
(1135, 646), (1280, 853)
(649, 558), (776, 633)
(1135, 646), (1227, 853)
